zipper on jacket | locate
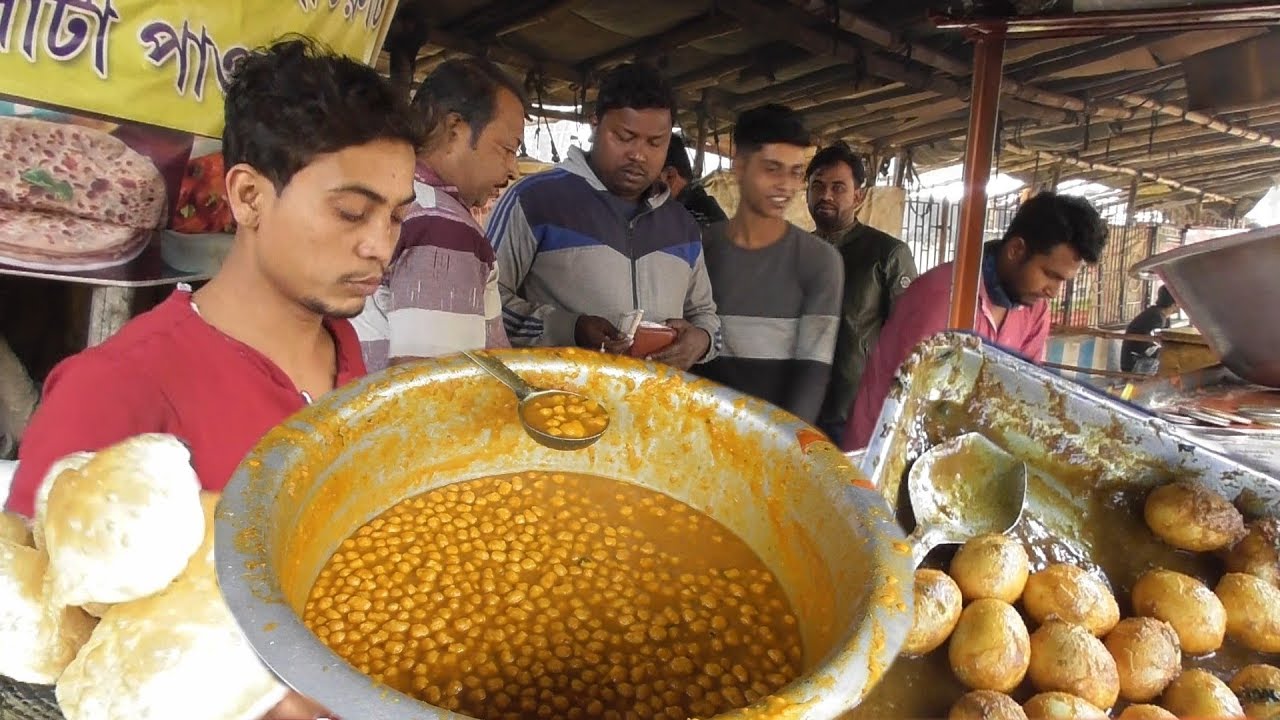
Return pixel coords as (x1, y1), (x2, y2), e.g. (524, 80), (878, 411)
(627, 219), (640, 310)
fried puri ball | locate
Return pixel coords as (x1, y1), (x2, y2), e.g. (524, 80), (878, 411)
(1224, 517), (1280, 588)
(949, 690), (1028, 720)
(1114, 705), (1177, 720)
(1143, 481), (1245, 552)
(1161, 669), (1244, 719)
(1022, 564), (1119, 637)
(1027, 619), (1120, 711)
(904, 569), (964, 656)
(1022, 692), (1107, 720)
(1130, 569), (1226, 655)
(949, 599), (1031, 693)
(0, 512), (31, 547)
(950, 534), (1031, 604)
(1230, 664), (1280, 720)
(1103, 617), (1181, 703)
(1216, 572), (1280, 653)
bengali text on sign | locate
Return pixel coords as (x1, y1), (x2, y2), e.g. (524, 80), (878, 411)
(0, 0), (400, 137)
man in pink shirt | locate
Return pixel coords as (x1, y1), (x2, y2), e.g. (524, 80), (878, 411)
(842, 192), (1108, 450)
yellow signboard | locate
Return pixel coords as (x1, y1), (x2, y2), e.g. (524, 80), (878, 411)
(0, 0), (401, 137)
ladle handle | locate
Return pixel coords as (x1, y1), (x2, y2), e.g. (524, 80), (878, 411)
(462, 350), (537, 400)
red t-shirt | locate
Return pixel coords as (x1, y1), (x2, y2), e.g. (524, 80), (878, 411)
(6, 289), (366, 517)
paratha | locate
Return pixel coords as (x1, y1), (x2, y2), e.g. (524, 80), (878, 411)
(0, 117), (166, 229)
(0, 207), (151, 272)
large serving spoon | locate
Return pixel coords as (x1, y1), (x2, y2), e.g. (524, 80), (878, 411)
(462, 350), (609, 451)
(905, 432), (1028, 567)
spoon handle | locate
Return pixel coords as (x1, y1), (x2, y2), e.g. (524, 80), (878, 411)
(462, 350), (537, 400)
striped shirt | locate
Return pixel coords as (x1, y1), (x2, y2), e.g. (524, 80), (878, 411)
(352, 162), (509, 371)
(694, 222), (844, 424)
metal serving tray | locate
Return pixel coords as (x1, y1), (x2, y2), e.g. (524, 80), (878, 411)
(851, 332), (1280, 718)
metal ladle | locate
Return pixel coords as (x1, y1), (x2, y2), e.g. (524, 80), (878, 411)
(905, 432), (1028, 567)
(462, 350), (609, 451)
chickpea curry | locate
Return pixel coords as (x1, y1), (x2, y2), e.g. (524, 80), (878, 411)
(303, 472), (804, 720)
(521, 393), (609, 440)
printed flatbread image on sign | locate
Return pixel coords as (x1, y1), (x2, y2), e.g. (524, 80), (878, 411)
(0, 112), (192, 273)
(0, 117), (167, 227)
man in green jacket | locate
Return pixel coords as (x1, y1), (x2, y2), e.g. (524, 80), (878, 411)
(806, 142), (917, 444)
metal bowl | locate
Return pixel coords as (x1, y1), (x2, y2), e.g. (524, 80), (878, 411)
(1132, 225), (1280, 387)
(215, 348), (912, 720)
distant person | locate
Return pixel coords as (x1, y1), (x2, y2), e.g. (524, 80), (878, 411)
(353, 57), (526, 370)
(660, 132), (726, 227)
(488, 63), (720, 371)
(1121, 286), (1179, 372)
(843, 192), (1108, 451)
(696, 105), (843, 424)
(806, 141), (917, 444)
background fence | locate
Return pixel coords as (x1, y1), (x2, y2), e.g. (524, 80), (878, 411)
(898, 194), (1232, 330)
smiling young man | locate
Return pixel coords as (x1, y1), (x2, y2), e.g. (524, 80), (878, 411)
(806, 142), (917, 444)
(842, 191), (1108, 450)
(7, 39), (419, 517)
(695, 105), (843, 424)
(353, 58), (527, 369)
(487, 63), (720, 371)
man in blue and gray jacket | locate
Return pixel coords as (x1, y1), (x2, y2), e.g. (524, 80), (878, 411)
(486, 63), (721, 371)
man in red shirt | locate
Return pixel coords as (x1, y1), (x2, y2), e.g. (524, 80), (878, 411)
(7, 40), (418, 516)
(842, 192), (1108, 451)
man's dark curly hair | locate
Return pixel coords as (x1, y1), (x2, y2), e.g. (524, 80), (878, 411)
(222, 37), (421, 190)
(732, 104), (811, 155)
(1004, 191), (1109, 264)
(806, 140), (867, 187)
(594, 63), (677, 121)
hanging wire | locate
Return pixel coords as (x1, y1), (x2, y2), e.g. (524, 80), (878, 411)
(1147, 110), (1158, 155)
(1082, 103), (1092, 153)
(532, 72), (559, 163)
(712, 109), (723, 172)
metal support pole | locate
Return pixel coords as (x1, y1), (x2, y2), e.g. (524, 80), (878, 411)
(1125, 178), (1140, 226)
(948, 31), (1006, 330)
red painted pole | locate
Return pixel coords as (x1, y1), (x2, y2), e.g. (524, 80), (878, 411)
(949, 31), (1007, 330)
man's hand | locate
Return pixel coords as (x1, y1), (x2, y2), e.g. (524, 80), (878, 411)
(575, 315), (631, 354)
(648, 319), (711, 371)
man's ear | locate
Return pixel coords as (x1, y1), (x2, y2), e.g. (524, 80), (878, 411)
(1005, 235), (1028, 263)
(444, 111), (468, 145)
(226, 163), (271, 230)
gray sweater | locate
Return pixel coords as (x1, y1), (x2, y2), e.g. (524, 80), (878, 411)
(694, 222), (844, 423)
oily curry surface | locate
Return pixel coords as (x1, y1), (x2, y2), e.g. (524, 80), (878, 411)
(303, 471), (804, 720)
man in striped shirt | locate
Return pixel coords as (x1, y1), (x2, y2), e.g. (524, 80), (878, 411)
(696, 105), (844, 424)
(353, 58), (527, 370)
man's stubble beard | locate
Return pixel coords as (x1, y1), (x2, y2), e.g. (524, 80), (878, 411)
(302, 297), (364, 320)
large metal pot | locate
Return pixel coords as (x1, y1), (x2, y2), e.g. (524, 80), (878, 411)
(1132, 224), (1280, 387)
(215, 348), (913, 720)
